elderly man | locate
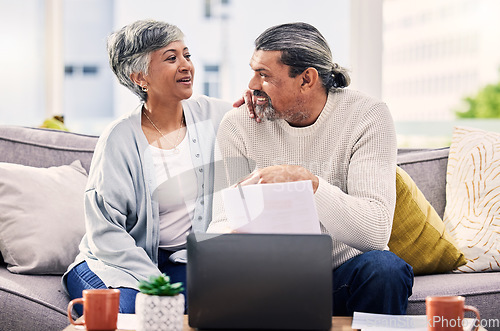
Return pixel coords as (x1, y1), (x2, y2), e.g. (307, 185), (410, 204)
(207, 22), (413, 316)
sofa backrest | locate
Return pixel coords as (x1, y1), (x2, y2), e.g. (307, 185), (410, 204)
(0, 125), (449, 218)
(397, 148), (449, 218)
(0, 126), (98, 173)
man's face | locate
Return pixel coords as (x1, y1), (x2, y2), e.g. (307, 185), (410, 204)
(248, 50), (308, 123)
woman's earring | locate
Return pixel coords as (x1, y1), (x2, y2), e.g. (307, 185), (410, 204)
(142, 85), (148, 92)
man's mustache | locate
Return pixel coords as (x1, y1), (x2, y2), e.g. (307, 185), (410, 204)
(253, 90), (270, 99)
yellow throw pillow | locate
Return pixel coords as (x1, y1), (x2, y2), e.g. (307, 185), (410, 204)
(443, 126), (500, 272)
(388, 166), (466, 275)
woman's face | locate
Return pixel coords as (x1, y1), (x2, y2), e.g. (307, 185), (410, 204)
(144, 40), (195, 104)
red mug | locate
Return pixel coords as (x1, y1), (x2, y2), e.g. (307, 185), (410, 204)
(67, 289), (120, 331)
(426, 296), (480, 331)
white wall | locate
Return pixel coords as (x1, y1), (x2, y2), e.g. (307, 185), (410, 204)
(383, 0), (500, 122)
(111, 0), (352, 118)
(0, 0), (46, 126)
(0, 0), (355, 134)
(349, 0), (383, 99)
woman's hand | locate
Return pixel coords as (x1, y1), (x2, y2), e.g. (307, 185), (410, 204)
(238, 165), (319, 193)
(233, 89), (261, 123)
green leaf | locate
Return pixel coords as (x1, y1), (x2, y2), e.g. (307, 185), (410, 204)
(137, 274), (183, 296)
(455, 78), (500, 118)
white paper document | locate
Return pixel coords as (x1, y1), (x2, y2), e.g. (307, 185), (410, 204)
(117, 313), (137, 330)
(221, 180), (321, 234)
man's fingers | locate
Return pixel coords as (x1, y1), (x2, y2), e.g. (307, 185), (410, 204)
(243, 93), (255, 118)
(238, 171), (261, 186)
(245, 90), (262, 123)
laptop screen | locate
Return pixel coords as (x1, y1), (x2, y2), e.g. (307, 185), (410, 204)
(187, 233), (333, 330)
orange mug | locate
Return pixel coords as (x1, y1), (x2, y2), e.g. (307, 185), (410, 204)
(67, 289), (120, 331)
(426, 296), (480, 331)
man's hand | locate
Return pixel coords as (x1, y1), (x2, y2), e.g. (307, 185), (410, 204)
(238, 165), (319, 193)
(233, 89), (261, 123)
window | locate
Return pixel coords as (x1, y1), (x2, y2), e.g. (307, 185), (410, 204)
(203, 65), (220, 98)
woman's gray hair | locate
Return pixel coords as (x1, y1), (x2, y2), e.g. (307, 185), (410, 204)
(107, 20), (184, 101)
(254, 22), (350, 91)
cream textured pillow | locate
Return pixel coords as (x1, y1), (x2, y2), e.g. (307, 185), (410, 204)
(443, 126), (500, 272)
(0, 161), (87, 274)
(389, 167), (466, 275)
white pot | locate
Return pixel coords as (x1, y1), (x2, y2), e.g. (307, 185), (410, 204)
(135, 292), (184, 331)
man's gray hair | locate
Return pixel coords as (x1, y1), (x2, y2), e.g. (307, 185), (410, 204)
(255, 22), (350, 91)
(107, 20), (184, 101)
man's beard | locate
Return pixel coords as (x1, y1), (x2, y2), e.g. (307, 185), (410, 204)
(253, 90), (310, 124)
(253, 90), (278, 121)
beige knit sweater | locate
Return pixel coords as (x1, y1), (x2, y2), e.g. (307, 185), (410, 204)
(207, 89), (397, 269)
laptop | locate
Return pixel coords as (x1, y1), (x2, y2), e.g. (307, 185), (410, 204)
(187, 232), (333, 330)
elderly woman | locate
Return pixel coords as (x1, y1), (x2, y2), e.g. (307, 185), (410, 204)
(62, 19), (236, 314)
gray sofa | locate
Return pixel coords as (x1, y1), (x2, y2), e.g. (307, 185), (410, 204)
(397, 148), (500, 328)
(0, 125), (499, 330)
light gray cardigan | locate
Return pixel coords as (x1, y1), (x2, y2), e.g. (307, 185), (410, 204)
(63, 95), (230, 292)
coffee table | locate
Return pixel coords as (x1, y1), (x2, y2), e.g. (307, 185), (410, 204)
(63, 315), (357, 330)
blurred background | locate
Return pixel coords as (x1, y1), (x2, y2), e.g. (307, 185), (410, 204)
(1, 0), (500, 147)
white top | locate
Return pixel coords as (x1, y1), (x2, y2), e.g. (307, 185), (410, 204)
(208, 89), (397, 269)
(149, 133), (197, 249)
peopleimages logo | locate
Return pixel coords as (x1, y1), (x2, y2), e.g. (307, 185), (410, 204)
(429, 316), (500, 329)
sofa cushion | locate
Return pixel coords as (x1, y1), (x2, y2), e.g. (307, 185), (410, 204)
(0, 266), (72, 330)
(0, 161), (87, 274)
(443, 126), (500, 272)
(389, 167), (466, 275)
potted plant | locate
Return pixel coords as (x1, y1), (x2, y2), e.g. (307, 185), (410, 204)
(135, 274), (185, 331)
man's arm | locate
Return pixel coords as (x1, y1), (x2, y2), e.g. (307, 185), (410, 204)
(314, 102), (397, 252)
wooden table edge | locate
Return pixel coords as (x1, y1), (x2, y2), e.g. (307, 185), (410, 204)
(63, 315), (357, 330)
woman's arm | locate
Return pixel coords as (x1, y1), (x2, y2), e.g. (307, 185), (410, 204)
(83, 124), (161, 287)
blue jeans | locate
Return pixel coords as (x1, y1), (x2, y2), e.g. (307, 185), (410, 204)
(332, 250), (414, 316)
(65, 249), (187, 315)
